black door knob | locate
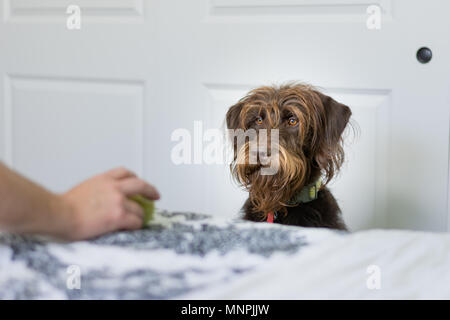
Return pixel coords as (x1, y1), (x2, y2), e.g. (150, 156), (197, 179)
(417, 47), (432, 64)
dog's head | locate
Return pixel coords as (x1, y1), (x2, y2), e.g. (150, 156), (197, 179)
(226, 83), (351, 216)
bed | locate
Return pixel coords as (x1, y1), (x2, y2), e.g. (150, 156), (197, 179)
(1, 210), (449, 299)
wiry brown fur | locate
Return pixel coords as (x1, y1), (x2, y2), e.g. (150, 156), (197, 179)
(226, 83), (351, 230)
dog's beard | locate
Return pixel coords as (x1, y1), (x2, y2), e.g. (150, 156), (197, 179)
(231, 142), (308, 217)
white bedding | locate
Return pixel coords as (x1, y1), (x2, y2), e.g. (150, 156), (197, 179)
(186, 228), (450, 299)
(1, 210), (449, 299)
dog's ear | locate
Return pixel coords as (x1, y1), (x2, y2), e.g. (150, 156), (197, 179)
(226, 102), (244, 129)
(314, 91), (352, 182)
(317, 92), (351, 145)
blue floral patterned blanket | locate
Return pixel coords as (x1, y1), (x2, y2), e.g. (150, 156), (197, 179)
(0, 210), (309, 299)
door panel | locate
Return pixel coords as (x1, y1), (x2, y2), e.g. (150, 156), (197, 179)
(207, 0), (393, 23)
(4, 0), (144, 23)
(202, 84), (391, 231)
(5, 75), (144, 190)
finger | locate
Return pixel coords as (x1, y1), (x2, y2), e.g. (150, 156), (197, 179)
(105, 167), (136, 180)
(120, 213), (144, 231)
(118, 177), (160, 200)
(124, 199), (144, 219)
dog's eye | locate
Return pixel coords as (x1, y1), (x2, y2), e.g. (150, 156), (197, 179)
(288, 117), (298, 126)
(255, 116), (263, 125)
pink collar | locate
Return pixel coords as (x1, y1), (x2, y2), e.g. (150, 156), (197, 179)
(266, 211), (274, 223)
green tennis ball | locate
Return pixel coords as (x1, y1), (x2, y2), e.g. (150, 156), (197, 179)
(130, 195), (155, 227)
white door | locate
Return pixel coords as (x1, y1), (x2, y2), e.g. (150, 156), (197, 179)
(1, 0), (450, 232)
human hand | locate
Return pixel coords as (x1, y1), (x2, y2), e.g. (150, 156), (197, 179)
(56, 167), (160, 240)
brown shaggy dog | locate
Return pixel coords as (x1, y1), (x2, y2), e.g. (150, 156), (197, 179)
(226, 83), (351, 230)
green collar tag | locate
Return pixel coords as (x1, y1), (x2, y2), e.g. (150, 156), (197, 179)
(286, 178), (322, 205)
